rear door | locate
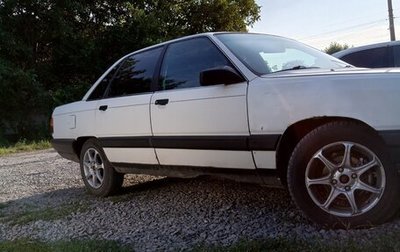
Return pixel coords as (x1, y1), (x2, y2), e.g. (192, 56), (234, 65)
(95, 47), (163, 165)
(151, 37), (255, 169)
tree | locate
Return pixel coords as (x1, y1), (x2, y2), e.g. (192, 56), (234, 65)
(0, 0), (260, 141)
(324, 42), (351, 55)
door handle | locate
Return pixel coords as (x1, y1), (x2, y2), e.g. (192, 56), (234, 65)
(155, 99), (169, 106)
(99, 105), (108, 111)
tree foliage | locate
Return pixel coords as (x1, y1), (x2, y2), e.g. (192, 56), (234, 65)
(324, 42), (351, 55)
(0, 0), (260, 140)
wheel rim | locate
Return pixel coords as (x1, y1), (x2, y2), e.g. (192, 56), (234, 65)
(83, 148), (105, 189)
(305, 141), (386, 217)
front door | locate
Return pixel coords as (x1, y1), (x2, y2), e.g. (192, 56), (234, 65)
(151, 37), (255, 169)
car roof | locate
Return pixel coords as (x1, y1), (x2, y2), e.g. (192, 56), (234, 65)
(130, 32), (215, 54)
(332, 40), (400, 58)
(128, 32), (286, 55)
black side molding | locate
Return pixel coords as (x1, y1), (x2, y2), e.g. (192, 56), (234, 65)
(248, 135), (281, 151)
(151, 136), (247, 150)
(100, 137), (151, 148)
(99, 135), (281, 151)
(52, 134), (282, 164)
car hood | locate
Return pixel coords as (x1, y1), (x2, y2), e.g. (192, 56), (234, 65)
(260, 67), (400, 78)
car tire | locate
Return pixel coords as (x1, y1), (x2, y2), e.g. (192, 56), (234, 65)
(287, 121), (400, 228)
(79, 138), (124, 197)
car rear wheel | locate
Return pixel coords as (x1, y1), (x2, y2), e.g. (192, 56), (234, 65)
(80, 139), (124, 197)
(287, 121), (400, 228)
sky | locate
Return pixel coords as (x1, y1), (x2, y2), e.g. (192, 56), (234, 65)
(250, 0), (400, 50)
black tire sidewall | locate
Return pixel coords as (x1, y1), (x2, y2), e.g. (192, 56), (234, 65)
(288, 122), (400, 228)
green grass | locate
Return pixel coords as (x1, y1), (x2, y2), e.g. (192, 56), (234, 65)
(194, 232), (400, 252)
(0, 202), (9, 210)
(0, 139), (51, 156)
(107, 193), (133, 203)
(0, 202), (89, 226)
(193, 238), (340, 252)
(0, 239), (130, 252)
(0, 202), (9, 218)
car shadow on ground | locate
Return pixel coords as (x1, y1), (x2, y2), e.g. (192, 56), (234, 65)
(1, 174), (400, 247)
(0, 176), (302, 224)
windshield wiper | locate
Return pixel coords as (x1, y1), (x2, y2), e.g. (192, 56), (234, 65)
(274, 66), (320, 73)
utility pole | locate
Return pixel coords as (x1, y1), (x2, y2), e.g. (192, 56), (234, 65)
(388, 0), (396, 41)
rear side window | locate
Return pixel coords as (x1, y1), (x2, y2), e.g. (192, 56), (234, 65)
(341, 47), (391, 68)
(107, 47), (163, 98)
(159, 37), (231, 90)
(87, 64), (119, 101)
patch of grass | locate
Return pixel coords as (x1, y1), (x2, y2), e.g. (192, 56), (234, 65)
(0, 202), (89, 226)
(0, 202), (9, 210)
(0, 139), (51, 156)
(193, 238), (333, 252)
(372, 231), (400, 252)
(107, 194), (133, 203)
(0, 202), (9, 218)
(195, 232), (400, 252)
(0, 239), (130, 252)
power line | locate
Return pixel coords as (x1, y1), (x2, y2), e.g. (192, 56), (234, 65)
(299, 19), (387, 40)
(301, 2), (399, 42)
(310, 10), (387, 31)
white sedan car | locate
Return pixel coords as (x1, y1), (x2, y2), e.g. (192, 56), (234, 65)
(51, 32), (400, 228)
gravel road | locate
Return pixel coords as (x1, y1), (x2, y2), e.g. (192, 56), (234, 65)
(0, 150), (400, 251)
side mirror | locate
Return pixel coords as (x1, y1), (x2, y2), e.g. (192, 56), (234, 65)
(200, 66), (245, 86)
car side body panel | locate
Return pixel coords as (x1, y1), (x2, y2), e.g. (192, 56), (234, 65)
(151, 83), (249, 136)
(103, 148), (159, 165)
(248, 69), (400, 136)
(155, 149), (255, 169)
(53, 101), (97, 139)
(95, 93), (159, 165)
(95, 94), (153, 137)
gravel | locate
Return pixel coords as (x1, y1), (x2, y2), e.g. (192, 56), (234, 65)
(0, 149), (399, 251)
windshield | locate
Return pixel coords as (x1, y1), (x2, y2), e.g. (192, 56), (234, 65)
(216, 33), (349, 75)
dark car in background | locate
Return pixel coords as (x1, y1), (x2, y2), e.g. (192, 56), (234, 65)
(333, 41), (400, 68)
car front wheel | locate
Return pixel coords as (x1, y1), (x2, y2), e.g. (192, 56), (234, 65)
(287, 121), (400, 228)
(80, 139), (123, 197)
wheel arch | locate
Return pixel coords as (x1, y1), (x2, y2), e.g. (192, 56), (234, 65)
(275, 116), (377, 185)
(73, 136), (96, 160)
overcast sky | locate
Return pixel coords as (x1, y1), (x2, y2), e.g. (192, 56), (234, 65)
(250, 0), (400, 50)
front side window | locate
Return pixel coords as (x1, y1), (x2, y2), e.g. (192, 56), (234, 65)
(159, 37), (231, 90)
(107, 47), (163, 98)
(216, 33), (348, 75)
